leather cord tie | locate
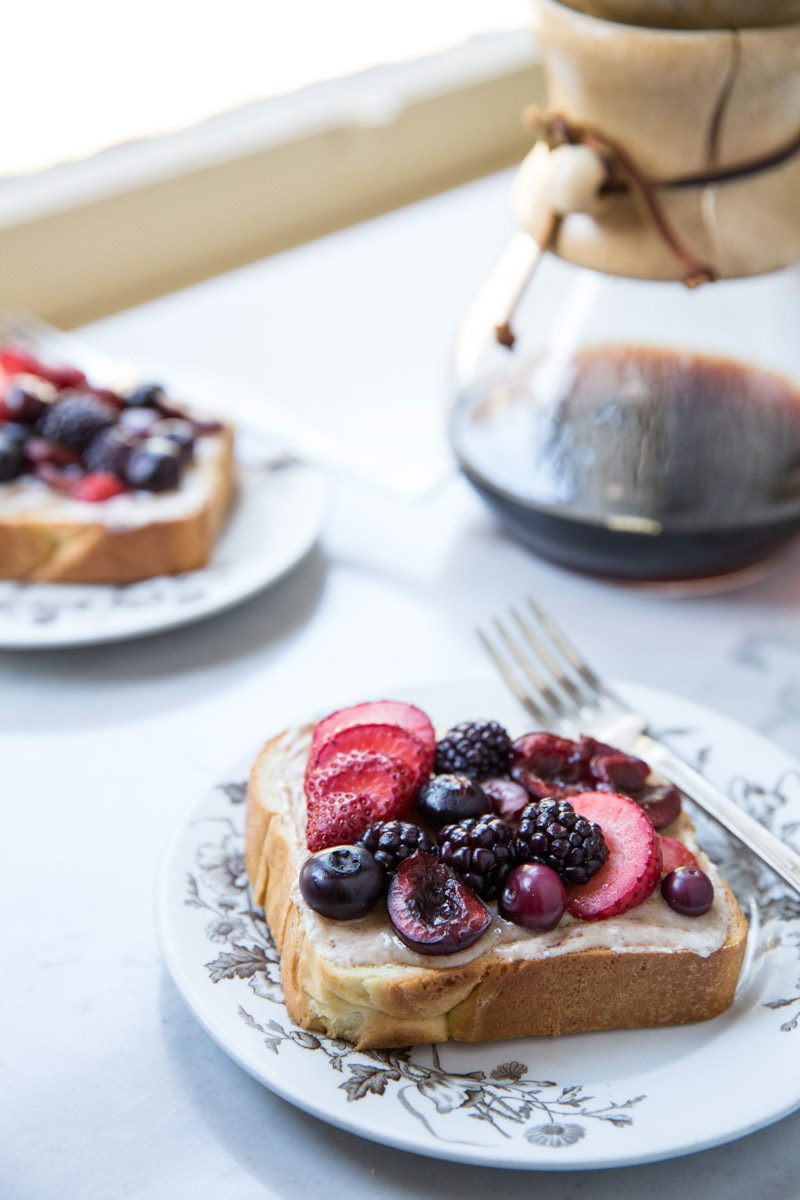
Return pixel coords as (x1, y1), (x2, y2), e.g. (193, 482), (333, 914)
(523, 107), (800, 289)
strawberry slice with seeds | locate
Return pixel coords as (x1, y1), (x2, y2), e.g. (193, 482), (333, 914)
(72, 471), (128, 502)
(306, 791), (384, 853)
(658, 835), (698, 876)
(309, 723), (431, 792)
(311, 701), (435, 762)
(305, 749), (413, 814)
(567, 791), (662, 921)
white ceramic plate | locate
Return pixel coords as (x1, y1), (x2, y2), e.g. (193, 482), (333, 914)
(156, 677), (800, 1170)
(0, 441), (329, 648)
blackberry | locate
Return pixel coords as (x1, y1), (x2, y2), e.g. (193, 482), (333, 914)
(84, 427), (137, 477)
(356, 821), (437, 877)
(516, 798), (608, 886)
(39, 394), (116, 452)
(434, 720), (511, 781)
(438, 815), (516, 900)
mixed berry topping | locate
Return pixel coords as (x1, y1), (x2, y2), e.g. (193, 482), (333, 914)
(438, 815), (517, 900)
(356, 820), (437, 877)
(434, 719), (511, 780)
(0, 343), (219, 499)
(510, 731), (683, 827)
(516, 797), (608, 886)
(298, 701), (711, 950)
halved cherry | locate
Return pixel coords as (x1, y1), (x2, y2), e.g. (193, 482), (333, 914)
(387, 851), (491, 955)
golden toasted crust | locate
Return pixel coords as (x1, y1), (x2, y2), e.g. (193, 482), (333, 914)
(0, 425), (234, 584)
(245, 731), (749, 1050)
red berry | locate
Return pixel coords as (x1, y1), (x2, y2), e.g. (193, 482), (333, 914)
(637, 782), (682, 829)
(499, 862), (566, 931)
(0, 345), (87, 389)
(72, 472), (129, 502)
(23, 437), (81, 468)
(658, 835), (698, 876)
(387, 851), (491, 955)
(661, 866), (714, 916)
(34, 463), (82, 493)
(305, 749), (413, 814)
(481, 777), (530, 824)
(590, 751), (649, 794)
(311, 701), (435, 760)
(305, 791), (382, 853)
(566, 791), (662, 921)
(310, 723), (430, 792)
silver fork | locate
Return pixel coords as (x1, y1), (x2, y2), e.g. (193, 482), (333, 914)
(479, 597), (800, 897)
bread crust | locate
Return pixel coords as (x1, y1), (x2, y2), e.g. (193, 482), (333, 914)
(0, 425), (234, 584)
(245, 730), (749, 1050)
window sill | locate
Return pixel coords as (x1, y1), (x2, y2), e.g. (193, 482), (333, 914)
(0, 31), (542, 327)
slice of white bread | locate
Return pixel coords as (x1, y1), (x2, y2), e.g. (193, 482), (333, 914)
(245, 726), (749, 1050)
(0, 425), (234, 584)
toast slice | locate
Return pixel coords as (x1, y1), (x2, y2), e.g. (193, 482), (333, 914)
(245, 725), (748, 1050)
(0, 424), (234, 584)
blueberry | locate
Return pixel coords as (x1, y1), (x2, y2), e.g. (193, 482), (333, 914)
(125, 438), (182, 492)
(0, 434), (23, 482)
(125, 383), (166, 409)
(415, 774), (491, 830)
(299, 845), (383, 920)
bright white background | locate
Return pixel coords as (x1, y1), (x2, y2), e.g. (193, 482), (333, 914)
(1, 1), (528, 177)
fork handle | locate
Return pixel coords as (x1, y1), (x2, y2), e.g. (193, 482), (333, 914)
(637, 735), (800, 897)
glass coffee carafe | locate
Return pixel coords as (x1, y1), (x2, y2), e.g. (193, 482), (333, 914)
(451, 0), (800, 585)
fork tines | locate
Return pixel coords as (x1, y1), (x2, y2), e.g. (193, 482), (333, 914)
(477, 597), (613, 734)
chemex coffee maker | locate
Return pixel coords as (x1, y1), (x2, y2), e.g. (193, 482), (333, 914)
(451, 0), (800, 585)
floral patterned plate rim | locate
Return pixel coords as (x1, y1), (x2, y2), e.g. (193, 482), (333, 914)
(156, 677), (800, 1170)
(0, 445), (329, 648)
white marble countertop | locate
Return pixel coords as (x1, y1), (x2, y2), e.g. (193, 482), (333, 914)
(4, 170), (800, 1199)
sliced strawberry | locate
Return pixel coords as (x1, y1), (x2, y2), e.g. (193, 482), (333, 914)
(311, 701), (435, 761)
(72, 471), (128, 502)
(658, 835), (698, 876)
(309, 723), (430, 790)
(306, 791), (381, 853)
(567, 791), (662, 921)
(305, 749), (413, 814)
(0, 345), (87, 390)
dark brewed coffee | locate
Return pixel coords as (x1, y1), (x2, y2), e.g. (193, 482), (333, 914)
(450, 346), (800, 582)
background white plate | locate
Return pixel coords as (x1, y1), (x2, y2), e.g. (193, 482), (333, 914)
(0, 447), (329, 648)
(156, 678), (800, 1170)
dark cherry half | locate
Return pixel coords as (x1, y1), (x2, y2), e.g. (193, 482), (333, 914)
(387, 851), (491, 955)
